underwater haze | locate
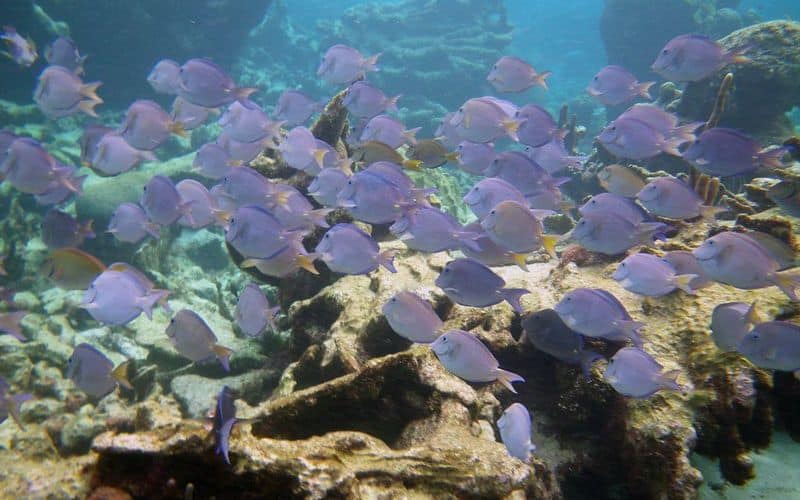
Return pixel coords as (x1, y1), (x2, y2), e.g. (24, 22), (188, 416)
(2, 0), (800, 498)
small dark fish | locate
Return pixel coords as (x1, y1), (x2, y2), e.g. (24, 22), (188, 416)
(1, 26), (37, 67)
(45, 36), (86, 74)
(662, 250), (712, 290)
(487, 56), (550, 93)
(213, 386), (237, 464)
(41, 209), (95, 249)
(521, 309), (601, 376)
(711, 302), (760, 352)
(683, 128), (786, 177)
(165, 309), (232, 371)
(66, 343), (133, 399)
(43, 248), (106, 290)
(0, 311), (27, 342)
(349, 140), (421, 170)
(0, 376), (33, 429)
(737, 321), (800, 372)
(767, 181), (800, 217)
(435, 258), (528, 313)
(652, 34), (748, 82)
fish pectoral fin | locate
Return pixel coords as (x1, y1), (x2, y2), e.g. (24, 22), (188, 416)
(112, 360), (134, 390)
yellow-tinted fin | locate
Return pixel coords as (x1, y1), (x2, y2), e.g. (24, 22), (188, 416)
(226, 159), (244, 167)
(112, 360), (134, 390)
(402, 159), (422, 171)
(511, 253), (529, 271)
(295, 255), (319, 275)
(443, 151), (460, 162)
(169, 121), (188, 138)
(313, 148), (327, 167)
(541, 235), (559, 258)
(745, 302), (763, 325)
(503, 119), (521, 141)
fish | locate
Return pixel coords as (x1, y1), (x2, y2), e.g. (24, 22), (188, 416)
(81, 267), (169, 325)
(683, 128), (786, 177)
(317, 44), (380, 85)
(216, 131), (272, 164)
(382, 291), (443, 344)
(66, 343), (133, 399)
(480, 200), (557, 256)
(235, 283), (280, 337)
(524, 138), (586, 175)
(178, 58), (257, 108)
(578, 192), (647, 224)
(349, 140), (421, 170)
(515, 104), (561, 148)
(661, 250), (712, 290)
(343, 81), (400, 119)
(315, 223), (397, 275)
(240, 240), (319, 278)
(33, 165), (87, 206)
(140, 175), (193, 226)
(278, 126), (328, 173)
(485, 151), (565, 198)
(225, 205), (304, 260)
(171, 96), (214, 130)
(487, 56), (550, 93)
(497, 403), (536, 461)
(586, 65), (653, 106)
(2, 137), (80, 195)
(431, 329), (524, 392)
(263, 183), (332, 231)
(463, 177), (528, 220)
(390, 206), (480, 253)
(360, 114), (419, 149)
(636, 176), (721, 220)
(405, 139), (456, 169)
(336, 169), (425, 225)
(119, 100), (186, 151)
(597, 164), (646, 198)
(165, 309), (232, 371)
(612, 253), (696, 297)
(553, 288), (644, 346)
(0, 377), (33, 429)
(693, 231), (800, 301)
(435, 258), (528, 313)
(454, 141), (495, 175)
(711, 302), (761, 352)
(217, 166), (278, 208)
(0, 129), (19, 166)
(193, 143), (232, 180)
(91, 132), (157, 176)
(107, 202), (161, 244)
(434, 112), (465, 149)
(34, 65), (102, 118)
(603, 347), (681, 398)
(147, 59), (181, 95)
(175, 179), (225, 229)
(45, 36), (85, 74)
(767, 181), (800, 217)
(598, 116), (699, 160)
(459, 222), (526, 270)
(568, 212), (667, 256)
(737, 321), (800, 372)
(219, 100), (283, 144)
(42, 248), (106, 290)
(618, 104), (680, 134)
(0, 311), (27, 342)
(315, 139), (350, 170)
(652, 34), (749, 82)
(273, 90), (324, 127)
(213, 386), (237, 464)
(41, 209), (95, 249)
(79, 124), (114, 166)
(449, 97), (522, 143)
(307, 168), (350, 208)
(521, 308), (602, 376)
(1, 26), (37, 67)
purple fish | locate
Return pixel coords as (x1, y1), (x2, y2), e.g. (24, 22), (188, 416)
(382, 291), (443, 344)
(683, 127), (786, 177)
(107, 202), (160, 243)
(612, 253), (696, 297)
(265, 183), (332, 231)
(225, 205), (302, 260)
(41, 209), (94, 249)
(711, 302), (760, 352)
(166, 309), (232, 371)
(235, 283), (280, 337)
(317, 44), (380, 85)
(524, 138), (586, 175)
(435, 258), (528, 313)
(120, 100), (185, 150)
(194, 143), (232, 180)
(79, 124), (114, 166)
(273, 90), (324, 127)
(459, 222), (524, 269)
(336, 170), (423, 224)
(435, 112), (465, 149)
(1, 26), (37, 67)
(481, 200), (557, 256)
(521, 309), (601, 377)
(579, 192), (646, 224)
(662, 250), (712, 290)
(463, 177), (528, 219)
(360, 114), (418, 149)
(213, 386), (237, 464)
(598, 116), (698, 160)
(216, 131), (271, 164)
(343, 81), (400, 119)
(587, 65), (653, 106)
(652, 34), (748, 82)
(485, 151), (564, 197)
(171, 96), (213, 130)
(3, 138), (79, 195)
(278, 126), (327, 173)
(454, 141), (494, 175)
(140, 175), (193, 226)
(487, 56), (550, 93)
(45, 36), (85, 74)
(597, 164), (647, 198)
(81, 267), (169, 325)
(515, 104), (561, 148)
(307, 168), (350, 207)
(315, 139), (349, 170)
(0, 376), (32, 429)
(34, 66), (102, 118)
(636, 176), (720, 220)
(176, 179), (224, 229)
(218, 166), (277, 207)
(0, 130), (19, 167)
(34, 165), (86, 206)
(66, 343), (132, 399)
(91, 132), (157, 176)
(431, 329), (524, 392)
(737, 321), (800, 372)
(239, 240), (319, 278)
(219, 100), (283, 143)
(604, 347), (680, 398)
(178, 58), (257, 108)
(0, 311), (28, 342)
(390, 206), (480, 253)
(147, 59), (181, 95)
(315, 223), (396, 275)
(450, 97), (522, 143)
(569, 211), (666, 255)
(618, 104), (679, 134)
(497, 403), (535, 461)
(553, 288), (644, 346)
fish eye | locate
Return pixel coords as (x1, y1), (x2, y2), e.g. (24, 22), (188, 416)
(169, 318), (175, 324)
(610, 126), (617, 131)
(708, 240), (714, 245)
(752, 333), (760, 341)
(324, 233), (330, 238)
(458, 107), (463, 112)
(662, 49), (669, 55)
(593, 75), (598, 81)
(490, 209), (496, 215)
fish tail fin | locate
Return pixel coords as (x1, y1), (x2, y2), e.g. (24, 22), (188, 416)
(313, 148), (327, 168)
(307, 208), (333, 228)
(402, 159), (423, 171)
(613, 320), (645, 348)
(386, 94), (402, 113)
(295, 253), (320, 275)
(671, 274), (698, 295)
(0, 312), (26, 341)
(234, 87), (259, 102)
(637, 81), (655, 100)
(443, 151), (460, 162)
(377, 249), (398, 273)
(178, 201), (196, 227)
(138, 289), (170, 320)
(500, 288), (529, 314)
(211, 208), (232, 228)
(579, 351), (604, 379)
(140, 150), (158, 163)
(168, 120), (188, 138)
(54, 166), (82, 194)
(144, 221), (161, 239)
(511, 253), (529, 271)
(404, 126), (421, 145)
(8, 393), (32, 430)
(111, 360), (134, 390)
(495, 368), (524, 393)
(541, 234), (559, 258)
(502, 119), (522, 142)
(212, 344), (233, 372)
(533, 70), (551, 91)
(659, 369), (682, 391)
(79, 81), (103, 102)
(745, 301), (763, 325)
(80, 219), (96, 240)
(455, 231), (482, 252)
(638, 222), (668, 247)
(756, 147), (787, 170)
(772, 268), (800, 302)
(700, 204), (726, 221)
(77, 98), (102, 118)
(217, 418), (235, 464)
(364, 52), (381, 72)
